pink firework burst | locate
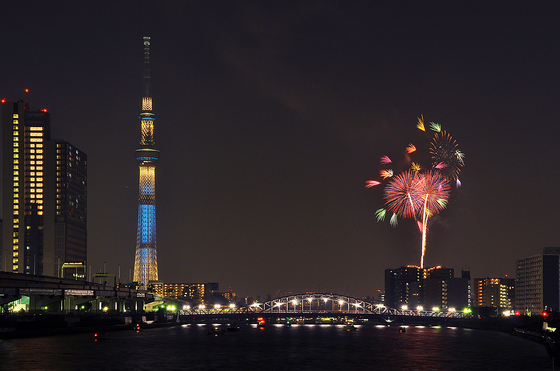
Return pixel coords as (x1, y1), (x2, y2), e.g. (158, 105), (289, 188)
(416, 171), (451, 215)
(383, 170), (424, 218)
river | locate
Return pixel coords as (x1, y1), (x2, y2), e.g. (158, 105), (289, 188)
(0, 322), (553, 370)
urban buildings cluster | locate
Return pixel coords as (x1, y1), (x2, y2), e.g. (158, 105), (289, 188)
(384, 247), (560, 316)
(1, 96), (87, 279)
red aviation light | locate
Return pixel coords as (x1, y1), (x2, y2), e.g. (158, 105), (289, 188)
(1, 99), (6, 103)
(25, 89), (29, 93)
(41, 109), (48, 112)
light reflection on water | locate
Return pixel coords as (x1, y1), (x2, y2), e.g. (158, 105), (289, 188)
(0, 323), (552, 370)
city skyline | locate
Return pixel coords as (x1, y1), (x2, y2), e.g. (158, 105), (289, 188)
(1, 2), (560, 299)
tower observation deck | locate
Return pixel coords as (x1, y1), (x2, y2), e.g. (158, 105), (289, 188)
(133, 36), (159, 289)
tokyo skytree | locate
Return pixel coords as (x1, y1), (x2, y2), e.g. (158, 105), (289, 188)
(133, 36), (159, 289)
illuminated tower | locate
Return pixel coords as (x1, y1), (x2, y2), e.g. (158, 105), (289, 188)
(133, 36), (159, 289)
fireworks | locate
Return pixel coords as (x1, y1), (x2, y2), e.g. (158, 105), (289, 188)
(366, 116), (463, 268)
(380, 155), (392, 165)
(430, 130), (464, 181)
(379, 169), (393, 179)
(383, 170), (423, 218)
(416, 171), (451, 215)
(365, 180), (381, 188)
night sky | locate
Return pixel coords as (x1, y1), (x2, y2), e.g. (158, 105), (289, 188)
(2, 1), (560, 299)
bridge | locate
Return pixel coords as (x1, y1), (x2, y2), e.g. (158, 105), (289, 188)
(181, 292), (470, 318)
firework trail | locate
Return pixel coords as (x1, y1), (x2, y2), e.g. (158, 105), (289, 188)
(416, 171), (451, 268)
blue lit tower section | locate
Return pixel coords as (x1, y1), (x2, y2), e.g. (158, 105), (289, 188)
(133, 36), (159, 289)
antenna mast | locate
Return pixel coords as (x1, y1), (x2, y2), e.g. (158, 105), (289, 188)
(143, 36), (151, 97)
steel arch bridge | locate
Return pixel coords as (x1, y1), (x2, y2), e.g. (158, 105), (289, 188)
(181, 293), (469, 318)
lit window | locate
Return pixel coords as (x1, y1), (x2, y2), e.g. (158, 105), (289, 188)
(13, 114), (19, 118)
(38, 211), (43, 215)
(29, 127), (43, 131)
(30, 132), (43, 137)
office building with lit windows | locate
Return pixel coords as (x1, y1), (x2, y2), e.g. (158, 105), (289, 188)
(385, 266), (423, 309)
(385, 265), (470, 311)
(44, 140), (87, 278)
(152, 282), (217, 304)
(1, 99), (87, 277)
(473, 277), (515, 310)
(516, 247), (560, 314)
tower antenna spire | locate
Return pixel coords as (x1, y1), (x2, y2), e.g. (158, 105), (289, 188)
(143, 36), (151, 97)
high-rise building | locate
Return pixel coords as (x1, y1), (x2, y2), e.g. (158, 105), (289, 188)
(474, 277), (515, 310)
(385, 265), (470, 310)
(385, 265), (423, 309)
(133, 36), (159, 289)
(44, 140), (87, 278)
(1, 98), (87, 277)
(516, 247), (560, 314)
